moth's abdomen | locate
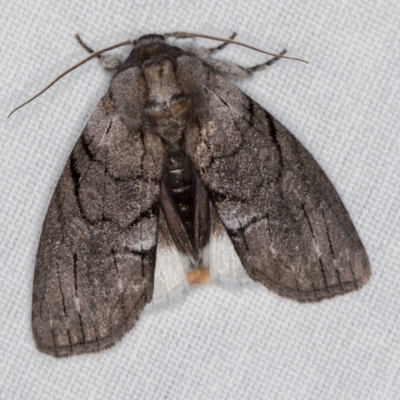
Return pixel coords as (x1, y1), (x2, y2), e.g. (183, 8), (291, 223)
(164, 152), (194, 233)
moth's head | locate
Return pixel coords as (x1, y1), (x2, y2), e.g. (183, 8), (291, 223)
(123, 34), (184, 70)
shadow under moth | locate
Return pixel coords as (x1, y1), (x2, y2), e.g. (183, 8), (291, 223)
(18, 32), (371, 357)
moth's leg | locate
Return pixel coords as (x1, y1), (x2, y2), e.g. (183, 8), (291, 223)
(207, 32), (237, 54)
(75, 34), (121, 71)
(245, 49), (287, 73)
(75, 34), (96, 55)
(200, 49), (287, 79)
(191, 32), (237, 60)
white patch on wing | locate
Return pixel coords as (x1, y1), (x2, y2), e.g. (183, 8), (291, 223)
(218, 208), (259, 231)
(125, 218), (157, 252)
(117, 275), (123, 293)
(145, 201), (256, 312)
(206, 230), (253, 287)
(74, 294), (81, 313)
(146, 240), (191, 311)
(312, 238), (321, 257)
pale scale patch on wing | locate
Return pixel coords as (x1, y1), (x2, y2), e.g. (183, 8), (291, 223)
(145, 210), (191, 311)
(206, 205), (254, 287)
(206, 232), (254, 287)
(147, 244), (191, 309)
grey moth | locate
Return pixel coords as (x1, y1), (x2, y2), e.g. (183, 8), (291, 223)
(28, 33), (370, 357)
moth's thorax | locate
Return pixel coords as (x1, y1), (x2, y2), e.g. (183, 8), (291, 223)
(123, 39), (195, 143)
(113, 39), (205, 143)
(142, 57), (192, 142)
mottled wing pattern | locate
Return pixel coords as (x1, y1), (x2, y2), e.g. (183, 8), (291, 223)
(32, 68), (164, 357)
(188, 73), (370, 302)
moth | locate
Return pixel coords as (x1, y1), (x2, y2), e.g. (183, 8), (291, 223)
(21, 32), (370, 357)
